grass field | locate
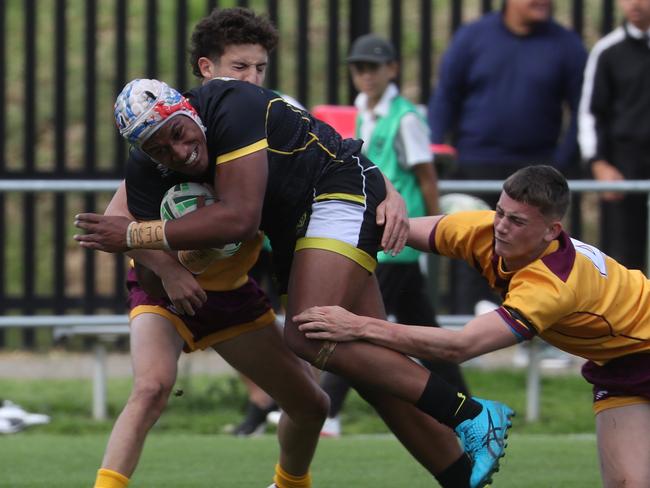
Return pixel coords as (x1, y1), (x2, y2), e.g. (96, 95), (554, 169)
(0, 432), (599, 487)
(0, 367), (601, 486)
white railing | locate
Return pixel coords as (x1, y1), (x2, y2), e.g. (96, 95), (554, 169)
(2, 179), (650, 421)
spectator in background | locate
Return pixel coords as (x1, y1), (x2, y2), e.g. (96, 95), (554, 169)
(319, 33), (469, 437)
(427, 0), (587, 313)
(578, 0), (650, 272)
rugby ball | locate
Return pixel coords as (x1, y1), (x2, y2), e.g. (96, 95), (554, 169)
(160, 182), (241, 262)
(160, 182), (216, 221)
(439, 193), (490, 214)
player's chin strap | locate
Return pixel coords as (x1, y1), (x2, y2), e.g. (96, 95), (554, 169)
(126, 220), (171, 250)
(313, 340), (338, 370)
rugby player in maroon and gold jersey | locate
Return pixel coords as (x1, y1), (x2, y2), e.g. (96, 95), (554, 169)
(296, 164), (650, 488)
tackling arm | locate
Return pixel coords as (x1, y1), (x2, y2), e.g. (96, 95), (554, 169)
(295, 306), (519, 364)
(406, 215), (444, 252)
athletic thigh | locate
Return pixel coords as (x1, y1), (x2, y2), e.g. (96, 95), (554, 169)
(284, 248), (383, 357)
(129, 313), (184, 386)
(214, 321), (325, 416)
(596, 403), (650, 487)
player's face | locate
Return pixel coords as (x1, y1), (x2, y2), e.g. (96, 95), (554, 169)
(507, 0), (552, 24)
(349, 61), (398, 105)
(199, 43), (269, 86)
(619, 0), (650, 29)
(142, 115), (208, 176)
(493, 191), (560, 270)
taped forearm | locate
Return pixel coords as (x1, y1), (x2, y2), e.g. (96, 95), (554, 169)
(126, 220), (170, 250)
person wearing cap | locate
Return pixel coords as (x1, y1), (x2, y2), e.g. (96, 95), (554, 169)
(91, 9), (330, 488)
(77, 68), (515, 487)
(318, 33), (470, 478)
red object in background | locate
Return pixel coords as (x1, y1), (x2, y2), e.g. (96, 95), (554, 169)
(311, 104), (457, 159)
(430, 144), (457, 158)
(311, 105), (358, 139)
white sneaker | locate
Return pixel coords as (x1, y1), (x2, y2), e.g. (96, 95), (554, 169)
(0, 400), (51, 426)
(320, 415), (341, 437)
(0, 416), (24, 434)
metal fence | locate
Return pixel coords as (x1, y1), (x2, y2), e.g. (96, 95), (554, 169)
(0, 0), (624, 347)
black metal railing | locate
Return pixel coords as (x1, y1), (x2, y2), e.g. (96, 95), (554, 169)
(0, 0), (619, 348)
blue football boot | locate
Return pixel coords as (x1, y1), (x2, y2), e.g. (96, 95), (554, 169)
(454, 397), (514, 488)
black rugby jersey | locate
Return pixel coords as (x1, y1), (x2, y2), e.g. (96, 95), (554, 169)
(126, 78), (364, 228)
(186, 79), (363, 216)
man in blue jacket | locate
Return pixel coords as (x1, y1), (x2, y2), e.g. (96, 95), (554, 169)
(429, 0), (586, 185)
(428, 0), (587, 314)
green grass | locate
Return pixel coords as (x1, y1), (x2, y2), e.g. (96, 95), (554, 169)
(0, 432), (600, 487)
(0, 368), (595, 435)
(0, 368), (600, 486)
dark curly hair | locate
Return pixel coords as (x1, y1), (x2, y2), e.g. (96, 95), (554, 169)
(189, 7), (279, 79)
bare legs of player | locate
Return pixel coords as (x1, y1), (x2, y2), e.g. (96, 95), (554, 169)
(100, 313), (327, 480)
(283, 248), (464, 476)
(596, 403), (650, 487)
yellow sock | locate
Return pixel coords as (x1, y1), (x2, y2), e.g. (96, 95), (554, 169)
(273, 463), (311, 488)
(94, 468), (129, 488)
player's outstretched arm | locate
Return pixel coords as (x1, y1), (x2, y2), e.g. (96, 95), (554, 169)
(406, 216), (444, 252)
(295, 306), (518, 364)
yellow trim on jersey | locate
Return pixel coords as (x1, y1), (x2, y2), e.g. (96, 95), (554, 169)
(593, 395), (650, 415)
(295, 237), (377, 273)
(264, 98), (343, 162)
(314, 135), (338, 159)
(192, 308), (275, 350)
(268, 132), (318, 155)
(314, 193), (366, 205)
(129, 305), (275, 352)
(129, 305), (192, 346)
(216, 139), (268, 165)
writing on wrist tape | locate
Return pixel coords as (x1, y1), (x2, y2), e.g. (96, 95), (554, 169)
(126, 220), (170, 250)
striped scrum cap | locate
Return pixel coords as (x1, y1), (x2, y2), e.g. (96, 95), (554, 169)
(114, 78), (205, 148)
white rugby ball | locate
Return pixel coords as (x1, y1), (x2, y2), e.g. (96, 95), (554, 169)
(439, 193), (490, 214)
(160, 182), (216, 221)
